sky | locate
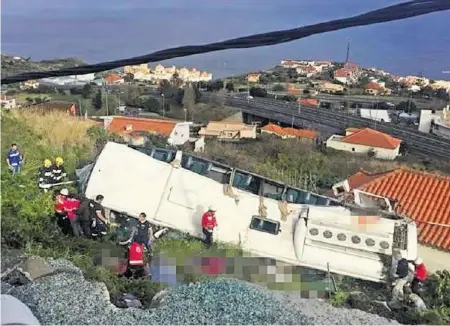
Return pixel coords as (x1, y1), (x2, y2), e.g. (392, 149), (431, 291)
(1, 0), (449, 79)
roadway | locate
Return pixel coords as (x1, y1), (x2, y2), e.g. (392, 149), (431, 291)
(243, 91), (445, 110)
(201, 93), (450, 159)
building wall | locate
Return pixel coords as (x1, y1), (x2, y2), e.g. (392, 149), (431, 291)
(240, 127), (257, 139)
(432, 121), (450, 139)
(335, 76), (348, 84)
(0, 99), (16, 109)
(168, 123), (192, 145)
(326, 136), (400, 160)
(360, 109), (391, 123)
(418, 245), (450, 273)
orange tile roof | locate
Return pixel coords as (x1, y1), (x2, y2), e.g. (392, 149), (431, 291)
(299, 98), (319, 107)
(262, 123), (317, 139)
(364, 82), (383, 90)
(341, 128), (402, 149)
(107, 117), (177, 137)
(105, 73), (123, 84)
(346, 168), (450, 250)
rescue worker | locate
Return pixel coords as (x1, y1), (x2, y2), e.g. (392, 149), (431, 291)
(54, 188), (70, 234)
(77, 194), (92, 237)
(411, 257), (428, 294)
(122, 242), (146, 279)
(66, 195), (82, 237)
(6, 143), (23, 175)
(90, 194), (109, 238)
(201, 205), (218, 248)
(38, 159), (54, 191)
(119, 212), (154, 256)
(52, 157), (67, 184)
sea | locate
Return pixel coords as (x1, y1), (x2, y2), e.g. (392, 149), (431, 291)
(1, 0), (449, 79)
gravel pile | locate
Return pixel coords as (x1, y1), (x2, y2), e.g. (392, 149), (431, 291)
(1, 258), (400, 325)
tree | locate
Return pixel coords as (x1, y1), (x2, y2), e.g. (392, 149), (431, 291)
(249, 87), (267, 98)
(396, 100), (417, 113)
(211, 89), (226, 107)
(124, 85), (140, 106)
(272, 84), (285, 92)
(141, 97), (160, 113)
(207, 80), (224, 92)
(281, 95), (297, 102)
(182, 83), (196, 119)
(92, 90), (103, 110)
(258, 75), (269, 85)
(25, 97), (34, 106)
(225, 82), (235, 92)
(171, 72), (183, 88)
(124, 73), (134, 83)
(80, 83), (93, 99)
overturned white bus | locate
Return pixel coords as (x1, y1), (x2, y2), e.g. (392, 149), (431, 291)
(77, 142), (418, 283)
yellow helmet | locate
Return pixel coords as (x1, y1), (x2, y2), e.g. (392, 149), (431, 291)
(44, 159), (52, 168)
(55, 157), (64, 165)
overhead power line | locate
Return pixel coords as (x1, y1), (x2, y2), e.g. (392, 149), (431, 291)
(2, 0), (449, 85)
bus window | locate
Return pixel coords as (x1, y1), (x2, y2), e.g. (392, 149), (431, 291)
(152, 149), (174, 162)
(285, 188), (308, 204)
(232, 171), (261, 195)
(203, 163), (232, 184)
(250, 216), (280, 235)
(262, 180), (285, 200)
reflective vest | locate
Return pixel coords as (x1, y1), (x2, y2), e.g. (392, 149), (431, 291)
(128, 243), (145, 266)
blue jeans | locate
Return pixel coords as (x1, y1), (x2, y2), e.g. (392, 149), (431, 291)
(11, 164), (21, 175)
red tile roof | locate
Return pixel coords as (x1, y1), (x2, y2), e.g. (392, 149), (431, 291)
(334, 68), (351, 78)
(262, 123), (317, 139)
(346, 168), (450, 250)
(107, 117), (177, 136)
(297, 65), (317, 73)
(341, 128), (402, 149)
(105, 73), (123, 84)
(364, 82), (383, 90)
(298, 98), (319, 107)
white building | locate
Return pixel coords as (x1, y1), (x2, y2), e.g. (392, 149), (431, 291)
(0, 96), (17, 109)
(419, 106), (450, 140)
(326, 127), (402, 160)
(360, 109), (391, 123)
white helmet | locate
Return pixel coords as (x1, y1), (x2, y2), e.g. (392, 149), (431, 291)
(415, 257), (423, 265)
(60, 188), (69, 196)
(208, 205), (216, 212)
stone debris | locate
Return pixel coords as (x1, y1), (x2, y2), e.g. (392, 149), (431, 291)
(17, 257), (55, 281)
(1, 258), (402, 325)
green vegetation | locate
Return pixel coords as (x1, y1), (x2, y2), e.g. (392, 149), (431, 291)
(1, 54), (86, 78)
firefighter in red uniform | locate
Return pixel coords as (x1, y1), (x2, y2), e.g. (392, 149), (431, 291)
(201, 205), (218, 248)
(122, 242), (146, 279)
(54, 188), (70, 233)
(411, 257), (428, 294)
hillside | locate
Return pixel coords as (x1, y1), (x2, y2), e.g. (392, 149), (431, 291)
(1, 110), (449, 325)
(1, 54), (86, 78)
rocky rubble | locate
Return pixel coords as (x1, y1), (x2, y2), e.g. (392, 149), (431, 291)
(1, 257), (400, 325)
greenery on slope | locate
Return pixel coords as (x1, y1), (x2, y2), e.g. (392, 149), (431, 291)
(1, 109), (449, 323)
(1, 54), (86, 78)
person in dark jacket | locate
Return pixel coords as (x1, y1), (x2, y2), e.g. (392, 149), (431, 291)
(38, 159), (54, 191)
(52, 156), (67, 184)
(90, 194), (109, 238)
(77, 195), (92, 237)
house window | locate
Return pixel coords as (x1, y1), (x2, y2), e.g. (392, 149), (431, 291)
(261, 180), (285, 200)
(335, 186), (345, 195)
(351, 148), (355, 152)
(249, 216), (280, 235)
(232, 171), (261, 195)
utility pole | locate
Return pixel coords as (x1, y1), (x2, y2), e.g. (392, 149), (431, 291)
(78, 99), (82, 118)
(291, 114), (294, 128)
(162, 93), (165, 117)
(345, 37), (351, 65)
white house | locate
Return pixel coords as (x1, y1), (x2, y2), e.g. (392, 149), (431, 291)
(419, 106), (450, 140)
(326, 127), (402, 160)
(0, 96), (17, 109)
